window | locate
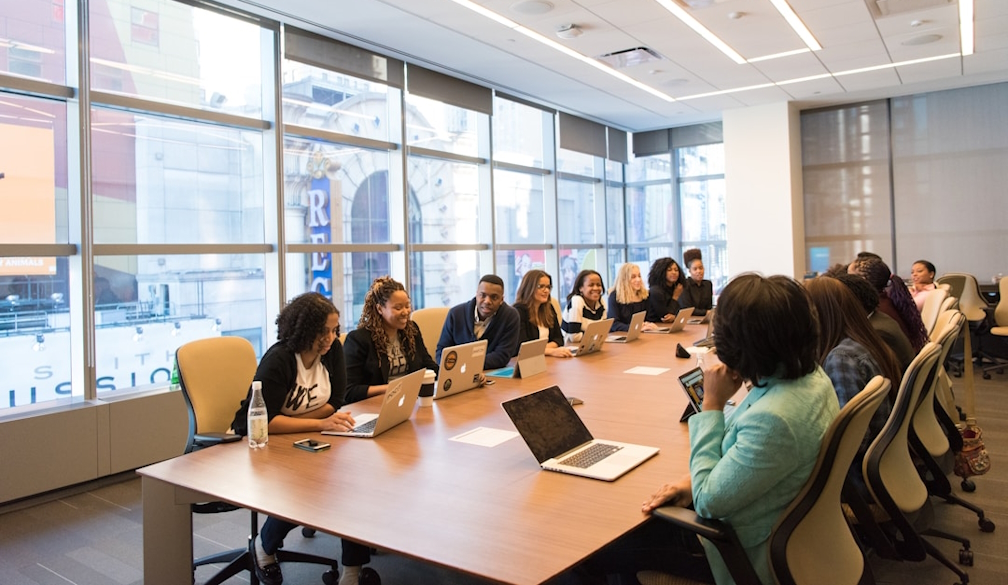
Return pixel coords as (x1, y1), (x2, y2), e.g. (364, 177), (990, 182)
(0, 0), (66, 84)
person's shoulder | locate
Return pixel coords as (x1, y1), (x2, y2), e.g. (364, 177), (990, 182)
(450, 298), (475, 313)
(345, 328), (372, 347)
(497, 301), (519, 318)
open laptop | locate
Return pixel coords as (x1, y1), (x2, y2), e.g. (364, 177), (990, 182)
(434, 339), (488, 400)
(607, 311), (645, 343)
(567, 318), (614, 356)
(688, 307), (715, 325)
(677, 366), (735, 422)
(692, 307), (716, 348)
(323, 369), (424, 437)
(486, 338), (547, 379)
(502, 386), (659, 481)
(643, 307), (693, 334)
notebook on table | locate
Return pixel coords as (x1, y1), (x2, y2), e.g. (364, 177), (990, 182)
(692, 308), (717, 348)
(486, 338), (547, 379)
(434, 339), (488, 400)
(323, 369), (424, 437)
(607, 311), (644, 343)
(502, 386), (659, 481)
(643, 307), (693, 334)
(567, 318), (615, 357)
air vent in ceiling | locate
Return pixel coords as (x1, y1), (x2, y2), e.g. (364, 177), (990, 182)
(867, 0), (953, 18)
(596, 47), (663, 69)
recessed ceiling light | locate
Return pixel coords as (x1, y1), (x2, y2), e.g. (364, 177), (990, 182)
(902, 33), (942, 46)
(511, 1), (554, 15)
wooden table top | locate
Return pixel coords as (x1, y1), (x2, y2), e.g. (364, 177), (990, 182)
(139, 325), (714, 585)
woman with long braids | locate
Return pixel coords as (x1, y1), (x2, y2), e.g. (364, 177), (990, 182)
(849, 255), (929, 352)
(344, 276), (438, 404)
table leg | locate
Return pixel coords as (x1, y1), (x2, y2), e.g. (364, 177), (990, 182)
(142, 475), (197, 585)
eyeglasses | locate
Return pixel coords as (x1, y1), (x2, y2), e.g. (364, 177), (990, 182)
(537, 283), (553, 291)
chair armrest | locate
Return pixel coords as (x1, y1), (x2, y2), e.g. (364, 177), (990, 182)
(193, 432), (243, 449)
(652, 506), (731, 542)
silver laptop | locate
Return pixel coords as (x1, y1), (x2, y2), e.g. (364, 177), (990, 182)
(607, 311), (645, 343)
(643, 307), (693, 333)
(323, 369), (424, 437)
(693, 307), (717, 348)
(502, 386), (659, 481)
(567, 318), (614, 356)
(434, 339), (488, 400)
(486, 338), (547, 379)
(688, 307), (715, 325)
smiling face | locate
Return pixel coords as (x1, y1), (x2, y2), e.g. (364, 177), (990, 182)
(535, 275), (553, 305)
(629, 267), (644, 291)
(475, 281), (504, 320)
(313, 312), (340, 356)
(688, 259), (705, 283)
(665, 262), (681, 286)
(579, 272), (603, 304)
(911, 262), (935, 286)
(379, 290), (412, 331)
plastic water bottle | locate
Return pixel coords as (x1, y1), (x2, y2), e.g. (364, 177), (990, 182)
(247, 381), (268, 449)
(696, 350), (705, 371)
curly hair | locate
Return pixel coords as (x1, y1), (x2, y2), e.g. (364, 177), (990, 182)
(612, 263), (648, 304)
(357, 276), (418, 361)
(645, 256), (685, 292)
(683, 248), (703, 268)
(805, 277), (902, 389)
(714, 273), (819, 386)
(276, 292), (339, 354)
(514, 269), (557, 328)
(850, 256), (928, 350)
(834, 273), (879, 315)
(566, 269), (604, 307)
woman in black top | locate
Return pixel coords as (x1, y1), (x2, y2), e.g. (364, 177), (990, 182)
(344, 276), (438, 404)
(646, 257), (685, 324)
(514, 269), (571, 357)
(680, 248), (714, 316)
(608, 263), (662, 332)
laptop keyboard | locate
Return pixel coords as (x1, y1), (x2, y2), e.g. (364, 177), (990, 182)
(353, 418), (378, 434)
(559, 443), (622, 468)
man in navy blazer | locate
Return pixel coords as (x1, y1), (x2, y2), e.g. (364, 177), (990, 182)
(436, 274), (520, 370)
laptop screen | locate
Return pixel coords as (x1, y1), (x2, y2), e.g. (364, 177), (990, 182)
(502, 386), (593, 463)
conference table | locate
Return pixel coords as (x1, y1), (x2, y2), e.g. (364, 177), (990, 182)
(139, 323), (717, 585)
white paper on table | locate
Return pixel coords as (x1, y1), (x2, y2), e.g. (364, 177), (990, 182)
(450, 427), (519, 447)
(623, 366), (670, 376)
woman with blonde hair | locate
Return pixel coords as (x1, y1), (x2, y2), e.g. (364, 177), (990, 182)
(514, 269), (571, 357)
(608, 263), (660, 332)
(344, 276), (437, 403)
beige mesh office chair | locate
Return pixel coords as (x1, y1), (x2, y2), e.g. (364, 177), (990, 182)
(980, 277), (1008, 379)
(642, 377), (891, 585)
(176, 336), (339, 585)
(410, 306), (449, 351)
(920, 288), (949, 339)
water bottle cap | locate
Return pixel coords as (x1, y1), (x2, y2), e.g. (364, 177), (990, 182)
(252, 380), (262, 390)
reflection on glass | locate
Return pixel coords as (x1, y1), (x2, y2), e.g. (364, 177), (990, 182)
(91, 109), (265, 244)
(407, 157), (480, 245)
(557, 179), (596, 244)
(678, 144), (724, 176)
(285, 251), (393, 332)
(626, 152), (671, 183)
(557, 148), (595, 176)
(0, 2), (66, 84)
(1, 259), (73, 409)
(626, 184), (674, 244)
(92, 254), (266, 396)
(282, 60), (399, 144)
(406, 94), (479, 158)
(495, 249), (547, 303)
(606, 183), (625, 245)
(494, 169), (545, 245)
(0, 94), (68, 245)
(493, 98), (546, 167)
(408, 250), (482, 310)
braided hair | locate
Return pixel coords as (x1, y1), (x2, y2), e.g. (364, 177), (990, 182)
(850, 256), (929, 351)
(357, 276), (418, 360)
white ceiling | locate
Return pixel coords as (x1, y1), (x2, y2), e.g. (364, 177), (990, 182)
(229, 0), (1008, 131)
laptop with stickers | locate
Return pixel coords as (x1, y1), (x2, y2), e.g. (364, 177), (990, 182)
(434, 339), (488, 400)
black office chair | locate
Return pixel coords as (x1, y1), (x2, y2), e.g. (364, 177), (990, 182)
(177, 336), (339, 585)
(640, 376), (891, 585)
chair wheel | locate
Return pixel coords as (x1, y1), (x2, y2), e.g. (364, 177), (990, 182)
(322, 569), (337, 585)
(959, 548), (974, 566)
(961, 479), (976, 492)
(302, 527), (316, 537)
(359, 567), (381, 585)
(979, 518), (995, 533)
(982, 372), (991, 379)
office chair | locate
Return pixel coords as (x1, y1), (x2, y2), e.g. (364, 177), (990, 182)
(176, 336), (339, 585)
(920, 288), (949, 339)
(909, 313), (994, 531)
(861, 343), (972, 585)
(642, 377), (891, 585)
(980, 277), (1008, 379)
(936, 274), (988, 378)
(410, 306), (449, 352)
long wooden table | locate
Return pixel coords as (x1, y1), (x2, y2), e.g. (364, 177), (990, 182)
(139, 325), (713, 585)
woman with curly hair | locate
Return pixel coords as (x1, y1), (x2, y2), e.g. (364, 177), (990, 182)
(229, 292), (374, 585)
(646, 257), (685, 324)
(514, 268), (571, 357)
(849, 255), (929, 351)
(344, 276), (438, 404)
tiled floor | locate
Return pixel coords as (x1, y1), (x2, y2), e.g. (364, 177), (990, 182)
(2, 372), (1005, 585)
